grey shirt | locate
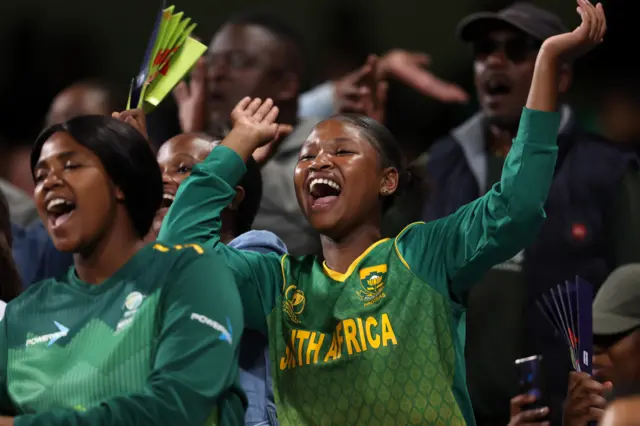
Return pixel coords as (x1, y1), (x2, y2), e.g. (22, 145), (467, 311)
(252, 118), (321, 256)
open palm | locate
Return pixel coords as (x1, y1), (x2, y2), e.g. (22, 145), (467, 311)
(229, 97), (293, 165)
(543, 0), (606, 61)
(230, 98), (284, 146)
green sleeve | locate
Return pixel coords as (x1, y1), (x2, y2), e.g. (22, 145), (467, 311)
(158, 145), (283, 333)
(397, 108), (560, 303)
(607, 164), (640, 267)
(15, 250), (245, 426)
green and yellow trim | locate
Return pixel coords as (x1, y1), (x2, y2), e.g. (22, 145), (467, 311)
(323, 239), (389, 282)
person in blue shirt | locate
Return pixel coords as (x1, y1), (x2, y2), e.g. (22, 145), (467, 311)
(11, 221), (73, 288)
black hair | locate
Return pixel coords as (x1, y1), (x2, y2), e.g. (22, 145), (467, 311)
(330, 114), (428, 215)
(225, 10), (307, 86)
(0, 191), (22, 302)
(235, 155), (263, 235)
(30, 115), (163, 238)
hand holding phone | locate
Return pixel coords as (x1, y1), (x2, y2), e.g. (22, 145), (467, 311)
(508, 394), (550, 426)
(515, 355), (547, 410)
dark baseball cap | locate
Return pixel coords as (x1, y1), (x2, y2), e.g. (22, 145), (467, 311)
(457, 2), (568, 43)
(593, 264), (640, 336)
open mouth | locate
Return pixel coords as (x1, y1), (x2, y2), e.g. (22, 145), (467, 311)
(484, 76), (512, 97)
(160, 193), (175, 209)
(308, 178), (342, 209)
(46, 197), (77, 228)
(207, 92), (227, 108)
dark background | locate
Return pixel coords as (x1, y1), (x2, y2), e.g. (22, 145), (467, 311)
(0, 0), (632, 156)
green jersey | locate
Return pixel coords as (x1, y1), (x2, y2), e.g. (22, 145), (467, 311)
(160, 108), (561, 425)
(0, 242), (245, 426)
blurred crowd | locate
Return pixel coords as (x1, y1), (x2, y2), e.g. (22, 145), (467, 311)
(1, 1), (640, 425)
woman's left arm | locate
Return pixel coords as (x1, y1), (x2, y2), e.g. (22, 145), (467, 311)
(396, 108), (559, 302)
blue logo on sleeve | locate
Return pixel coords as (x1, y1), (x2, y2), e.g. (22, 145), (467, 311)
(26, 321), (70, 347)
(190, 313), (233, 345)
(218, 318), (233, 344)
(49, 321), (69, 346)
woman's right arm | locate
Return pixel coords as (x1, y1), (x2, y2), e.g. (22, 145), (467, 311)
(159, 97), (292, 247)
(158, 142), (283, 334)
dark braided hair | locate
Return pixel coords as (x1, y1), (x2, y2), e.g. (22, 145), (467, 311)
(330, 114), (428, 214)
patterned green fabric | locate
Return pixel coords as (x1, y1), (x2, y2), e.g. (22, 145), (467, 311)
(267, 240), (466, 426)
(8, 291), (158, 412)
(1, 242), (245, 426)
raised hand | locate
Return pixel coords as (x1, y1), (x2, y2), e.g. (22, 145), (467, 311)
(231, 97), (292, 146)
(542, 0), (606, 61)
(526, 0), (606, 112)
(336, 55), (388, 123)
(379, 49), (469, 104)
(112, 109), (148, 141)
(173, 57), (206, 133)
(562, 371), (612, 426)
(336, 49), (469, 123)
(508, 394), (549, 426)
(224, 97), (293, 163)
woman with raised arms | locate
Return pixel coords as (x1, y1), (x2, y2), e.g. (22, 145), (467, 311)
(160, 2), (606, 424)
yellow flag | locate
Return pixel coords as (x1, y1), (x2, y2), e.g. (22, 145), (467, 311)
(127, 4), (206, 112)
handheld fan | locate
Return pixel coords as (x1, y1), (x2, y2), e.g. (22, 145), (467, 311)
(127, 1), (207, 112)
(536, 276), (594, 374)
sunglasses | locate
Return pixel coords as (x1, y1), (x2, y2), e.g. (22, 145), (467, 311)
(472, 36), (541, 63)
(594, 326), (639, 350)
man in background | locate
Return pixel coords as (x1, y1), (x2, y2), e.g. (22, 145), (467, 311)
(597, 75), (640, 145)
(46, 80), (124, 127)
(422, 3), (640, 424)
(173, 12), (321, 256)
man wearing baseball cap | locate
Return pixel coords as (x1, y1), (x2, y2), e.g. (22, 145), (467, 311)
(422, 2), (640, 425)
(593, 264), (640, 386)
(458, 2), (569, 45)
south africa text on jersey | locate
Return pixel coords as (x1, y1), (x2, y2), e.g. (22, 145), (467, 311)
(279, 313), (397, 371)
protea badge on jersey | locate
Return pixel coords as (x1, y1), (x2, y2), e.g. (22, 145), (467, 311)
(283, 285), (306, 324)
(126, 0), (207, 113)
(357, 264), (387, 307)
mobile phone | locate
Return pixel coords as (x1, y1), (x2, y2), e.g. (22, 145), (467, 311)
(515, 355), (546, 411)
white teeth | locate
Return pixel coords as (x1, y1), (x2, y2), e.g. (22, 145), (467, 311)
(46, 198), (67, 211)
(163, 194), (175, 201)
(309, 178), (341, 193)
